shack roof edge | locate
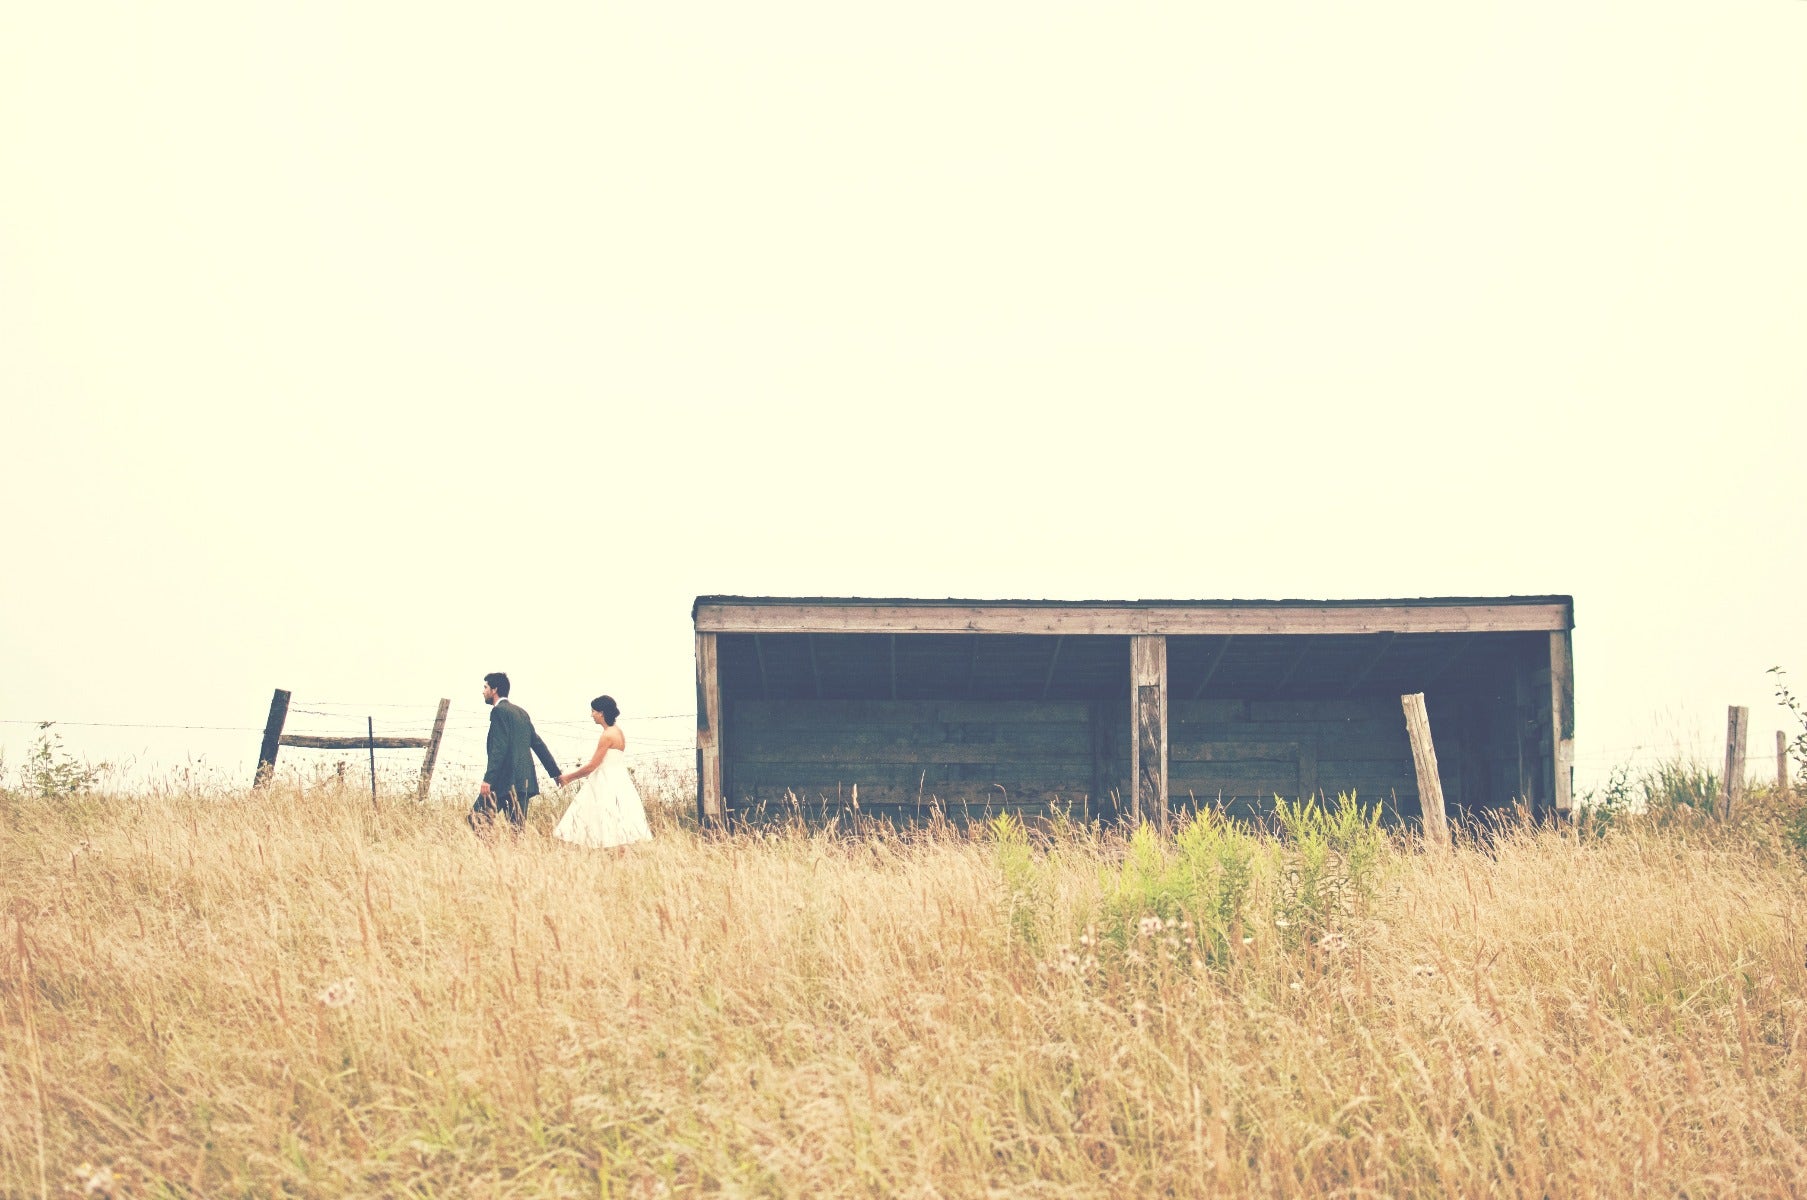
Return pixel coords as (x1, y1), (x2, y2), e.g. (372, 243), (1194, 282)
(693, 595), (1575, 632)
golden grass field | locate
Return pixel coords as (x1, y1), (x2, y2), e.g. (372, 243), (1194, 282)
(4, 770), (1807, 1198)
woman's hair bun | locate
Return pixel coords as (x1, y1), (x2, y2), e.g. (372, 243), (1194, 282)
(592, 695), (620, 725)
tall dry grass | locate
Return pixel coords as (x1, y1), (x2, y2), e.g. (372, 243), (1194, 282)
(3, 775), (1807, 1198)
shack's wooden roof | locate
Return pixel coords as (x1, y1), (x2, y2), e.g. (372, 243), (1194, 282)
(693, 595), (1573, 636)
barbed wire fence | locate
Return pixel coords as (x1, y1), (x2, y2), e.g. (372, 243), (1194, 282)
(0, 690), (701, 806)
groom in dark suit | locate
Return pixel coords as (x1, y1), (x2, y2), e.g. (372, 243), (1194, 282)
(472, 672), (562, 830)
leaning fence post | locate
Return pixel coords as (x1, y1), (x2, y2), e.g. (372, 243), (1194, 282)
(1722, 706), (1749, 818)
(418, 698), (451, 801)
(1780, 730), (1791, 797)
(1401, 693), (1449, 849)
(254, 688), (291, 788)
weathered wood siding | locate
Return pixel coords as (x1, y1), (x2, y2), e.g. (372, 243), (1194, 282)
(722, 693), (1507, 823)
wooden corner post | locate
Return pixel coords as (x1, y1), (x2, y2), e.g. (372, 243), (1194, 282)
(1723, 706), (1749, 818)
(417, 698), (451, 801)
(1129, 635), (1168, 832)
(1401, 693), (1449, 849)
(254, 688), (291, 787)
(1549, 630), (1574, 817)
(696, 632), (725, 826)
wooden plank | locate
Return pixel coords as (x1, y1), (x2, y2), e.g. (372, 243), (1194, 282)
(696, 632), (724, 825)
(254, 688), (291, 787)
(280, 734), (431, 750)
(1168, 762), (1301, 788)
(417, 698), (451, 801)
(1129, 635), (1168, 830)
(1170, 699), (1251, 724)
(731, 721), (1089, 753)
(1401, 693), (1449, 848)
(753, 634), (770, 700)
(1190, 636), (1235, 699)
(695, 601), (1574, 637)
(731, 782), (1096, 809)
(1549, 631), (1574, 815)
(1723, 705), (1749, 818)
(1168, 740), (1304, 763)
(731, 699), (1097, 726)
(1040, 636), (1064, 699)
(1247, 698), (1400, 723)
(1342, 632), (1397, 695)
(732, 744), (1094, 766)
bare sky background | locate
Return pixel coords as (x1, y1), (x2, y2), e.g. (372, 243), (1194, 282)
(3, 2), (1804, 794)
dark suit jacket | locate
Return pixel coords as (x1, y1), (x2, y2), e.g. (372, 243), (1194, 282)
(484, 700), (560, 805)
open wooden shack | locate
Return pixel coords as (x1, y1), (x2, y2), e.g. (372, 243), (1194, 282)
(693, 596), (1574, 829)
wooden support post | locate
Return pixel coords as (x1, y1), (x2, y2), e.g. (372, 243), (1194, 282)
(1401, 693), (1449, 848)
(417, 698), (450, 801)
(254, 688), (291, 788)
(753, 634), (770, 700)
(1129, 635), (1168, 832)
(1781, 730), (1791, 796)
(696, 633), (724, 825)
(1549, 630), (1574, 817)
(1723, 705), (1749, 818)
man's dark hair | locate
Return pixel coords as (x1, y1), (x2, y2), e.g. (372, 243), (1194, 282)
(484, 672), (510, 697)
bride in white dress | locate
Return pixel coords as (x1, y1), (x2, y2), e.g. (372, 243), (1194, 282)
(553, 695), (652, 850)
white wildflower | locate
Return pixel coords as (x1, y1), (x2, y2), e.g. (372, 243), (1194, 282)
(317, 977), (360, 1008)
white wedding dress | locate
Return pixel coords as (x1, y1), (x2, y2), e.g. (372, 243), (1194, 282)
(554, 746), (653, 849)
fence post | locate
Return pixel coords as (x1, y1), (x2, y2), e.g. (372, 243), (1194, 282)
(1722, 706), (1749, 818)
(368, 717), (379, 809)
(1781, 730), (1791, 797)
(418, 698), (451, 801)
(1401, 693), (1449, 849)
(254, 688), (291, 788)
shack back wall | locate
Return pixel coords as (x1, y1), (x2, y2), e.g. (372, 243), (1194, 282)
(722, 696), (1486, 819)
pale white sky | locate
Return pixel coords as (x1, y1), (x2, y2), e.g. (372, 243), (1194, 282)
(3, 2), (1804, 792)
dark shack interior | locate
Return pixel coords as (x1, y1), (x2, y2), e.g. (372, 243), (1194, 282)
(694, 598), (1574, 829)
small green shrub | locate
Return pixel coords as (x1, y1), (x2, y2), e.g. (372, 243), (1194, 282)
(1272, 793), (1389, 938)
(17, 724), (107, 800)
(992, 811), (1044, 949)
